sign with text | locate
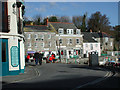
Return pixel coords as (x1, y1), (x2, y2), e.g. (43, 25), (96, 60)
(11, 46), (19, 67)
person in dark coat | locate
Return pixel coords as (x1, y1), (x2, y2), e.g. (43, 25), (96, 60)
(39, 51), (43, 65)
(34, 51), (39, 65)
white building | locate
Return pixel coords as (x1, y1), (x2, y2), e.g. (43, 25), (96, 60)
(82, 32), (101, 57)
(0, 0), (25, 76)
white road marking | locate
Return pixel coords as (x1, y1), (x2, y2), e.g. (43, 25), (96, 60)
(73, 71), (113, 89)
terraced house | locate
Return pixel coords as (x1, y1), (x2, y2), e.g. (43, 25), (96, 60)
(24, 25), (56, 57)
(48, 21), (83, 59)
(0, 0), (25, 76)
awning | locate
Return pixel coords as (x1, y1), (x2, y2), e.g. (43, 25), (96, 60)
(27, 51), (35, 54)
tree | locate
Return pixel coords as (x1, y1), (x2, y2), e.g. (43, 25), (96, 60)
(113, 25), (120, 42)
(72, 16), (82, 29)
(87, 11), (110, 32)
(72, 13), (88, 32)
(33, 14), (42, 25)
(48, 16), (58, 22)
(59, 16), (71, 23)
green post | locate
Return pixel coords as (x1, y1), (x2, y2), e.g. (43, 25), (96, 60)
(75, 56), (77, 64)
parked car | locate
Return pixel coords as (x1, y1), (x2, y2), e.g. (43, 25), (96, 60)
(114, 58), (120, 67)
(99, 59), (107, 66)
(105, 60), (116, 67)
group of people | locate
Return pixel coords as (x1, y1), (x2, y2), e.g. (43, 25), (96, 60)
(26, 51), (44, 65)
(46, 52), (56, 63)
(26, 51), (57, 65)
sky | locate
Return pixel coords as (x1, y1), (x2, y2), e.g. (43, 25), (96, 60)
(24, 1), (119, 26)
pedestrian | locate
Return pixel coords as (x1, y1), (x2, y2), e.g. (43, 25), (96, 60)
(46, 51), (51, 63)
(26, 54), (30, 63)
(49, 55), (53, 63)
(52, 53), (56, 63)
(39, 51), (43, 65)
(34, 51), (39, 65)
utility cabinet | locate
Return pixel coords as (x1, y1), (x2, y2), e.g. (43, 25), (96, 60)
(89, 52), (99, 66)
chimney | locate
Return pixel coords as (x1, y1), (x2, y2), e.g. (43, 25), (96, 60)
(46, 17), (48, 26)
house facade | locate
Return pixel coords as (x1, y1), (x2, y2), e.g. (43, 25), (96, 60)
(48, 22), (83, 58)
(24, 25), (57, 57)
(82, 32), (101, 57)
(98, 32), (114, 52)
(0, 0), (25, 76)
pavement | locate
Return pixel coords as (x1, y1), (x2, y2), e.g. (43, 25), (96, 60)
(2, 63), (40, 86)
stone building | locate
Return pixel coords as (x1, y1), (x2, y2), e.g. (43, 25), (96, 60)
(48, 21), (83, 58)
(24, 25), (56, 57)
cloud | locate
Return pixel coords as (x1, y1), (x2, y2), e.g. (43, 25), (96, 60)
(35, 5), (47, 12)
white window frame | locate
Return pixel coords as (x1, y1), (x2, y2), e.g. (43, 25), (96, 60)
(76, 38), (80, 44)
(59, 38), (63, 44)
(67, 29), (74, 35)
(27, 34), (31, 39)
(58, 28), (64, 34)
(41, 42), (44, 47)
(28, 42), (31, 47)
(34, 34), (38, 39)
(90, 44), (93, 50)
(76, 29), (81, 35)
(35, 43), (37, 48)
(48, 34), (51, 39)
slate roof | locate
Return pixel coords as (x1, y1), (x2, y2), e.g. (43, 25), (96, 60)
(82, 32), (98, 42)
(24, 25), (49, 32)
(98, 32), (113, 38)
(48, 22), (77, 30)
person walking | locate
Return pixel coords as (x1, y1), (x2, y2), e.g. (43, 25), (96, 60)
(34, 51), (39, 65)
(26, 54), (30, 63)
(39, 51), (43, 65)
(52, 53), (56, 63)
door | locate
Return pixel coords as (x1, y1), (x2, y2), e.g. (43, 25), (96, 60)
(1, 39), (9, 76)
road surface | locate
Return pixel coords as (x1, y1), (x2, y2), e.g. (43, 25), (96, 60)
(2, 63), (114, 89)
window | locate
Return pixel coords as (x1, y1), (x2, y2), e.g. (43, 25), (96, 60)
(28, 42), (31, 47)
(96, 44), (98, 47)
(35, 43), (37, 47)
(41, 43), (44, 47)
(110, 42), (113, 46)
(76, 39), (80, 44)
(34, 34), (38, 39)
(67, 29), (73, 34)
(69, 39), (72, 44)
(39, 34), (44, 41)
(58, 28), (64, 34)
(2, 39), (8, 62)
(76, 29), (81, 35)
(48, 34), (51, 39)
(90, 44), (93, 50)
(48, 42), (51, 47)
(105, 37), (108, 42)
(1, 2), (9, 32)
(27, 34), (31, 39)
(59, 39), (62, 44)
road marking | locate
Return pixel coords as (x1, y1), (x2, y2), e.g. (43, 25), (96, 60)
(73, 71), (112, 89)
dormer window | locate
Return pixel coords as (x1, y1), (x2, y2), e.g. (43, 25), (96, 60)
(76, 29), (81, 35)
(58, 28), (64, 34)
(67, 29), (73, 35)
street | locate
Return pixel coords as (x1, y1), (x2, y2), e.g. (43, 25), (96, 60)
(2, 63), (119, 89)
